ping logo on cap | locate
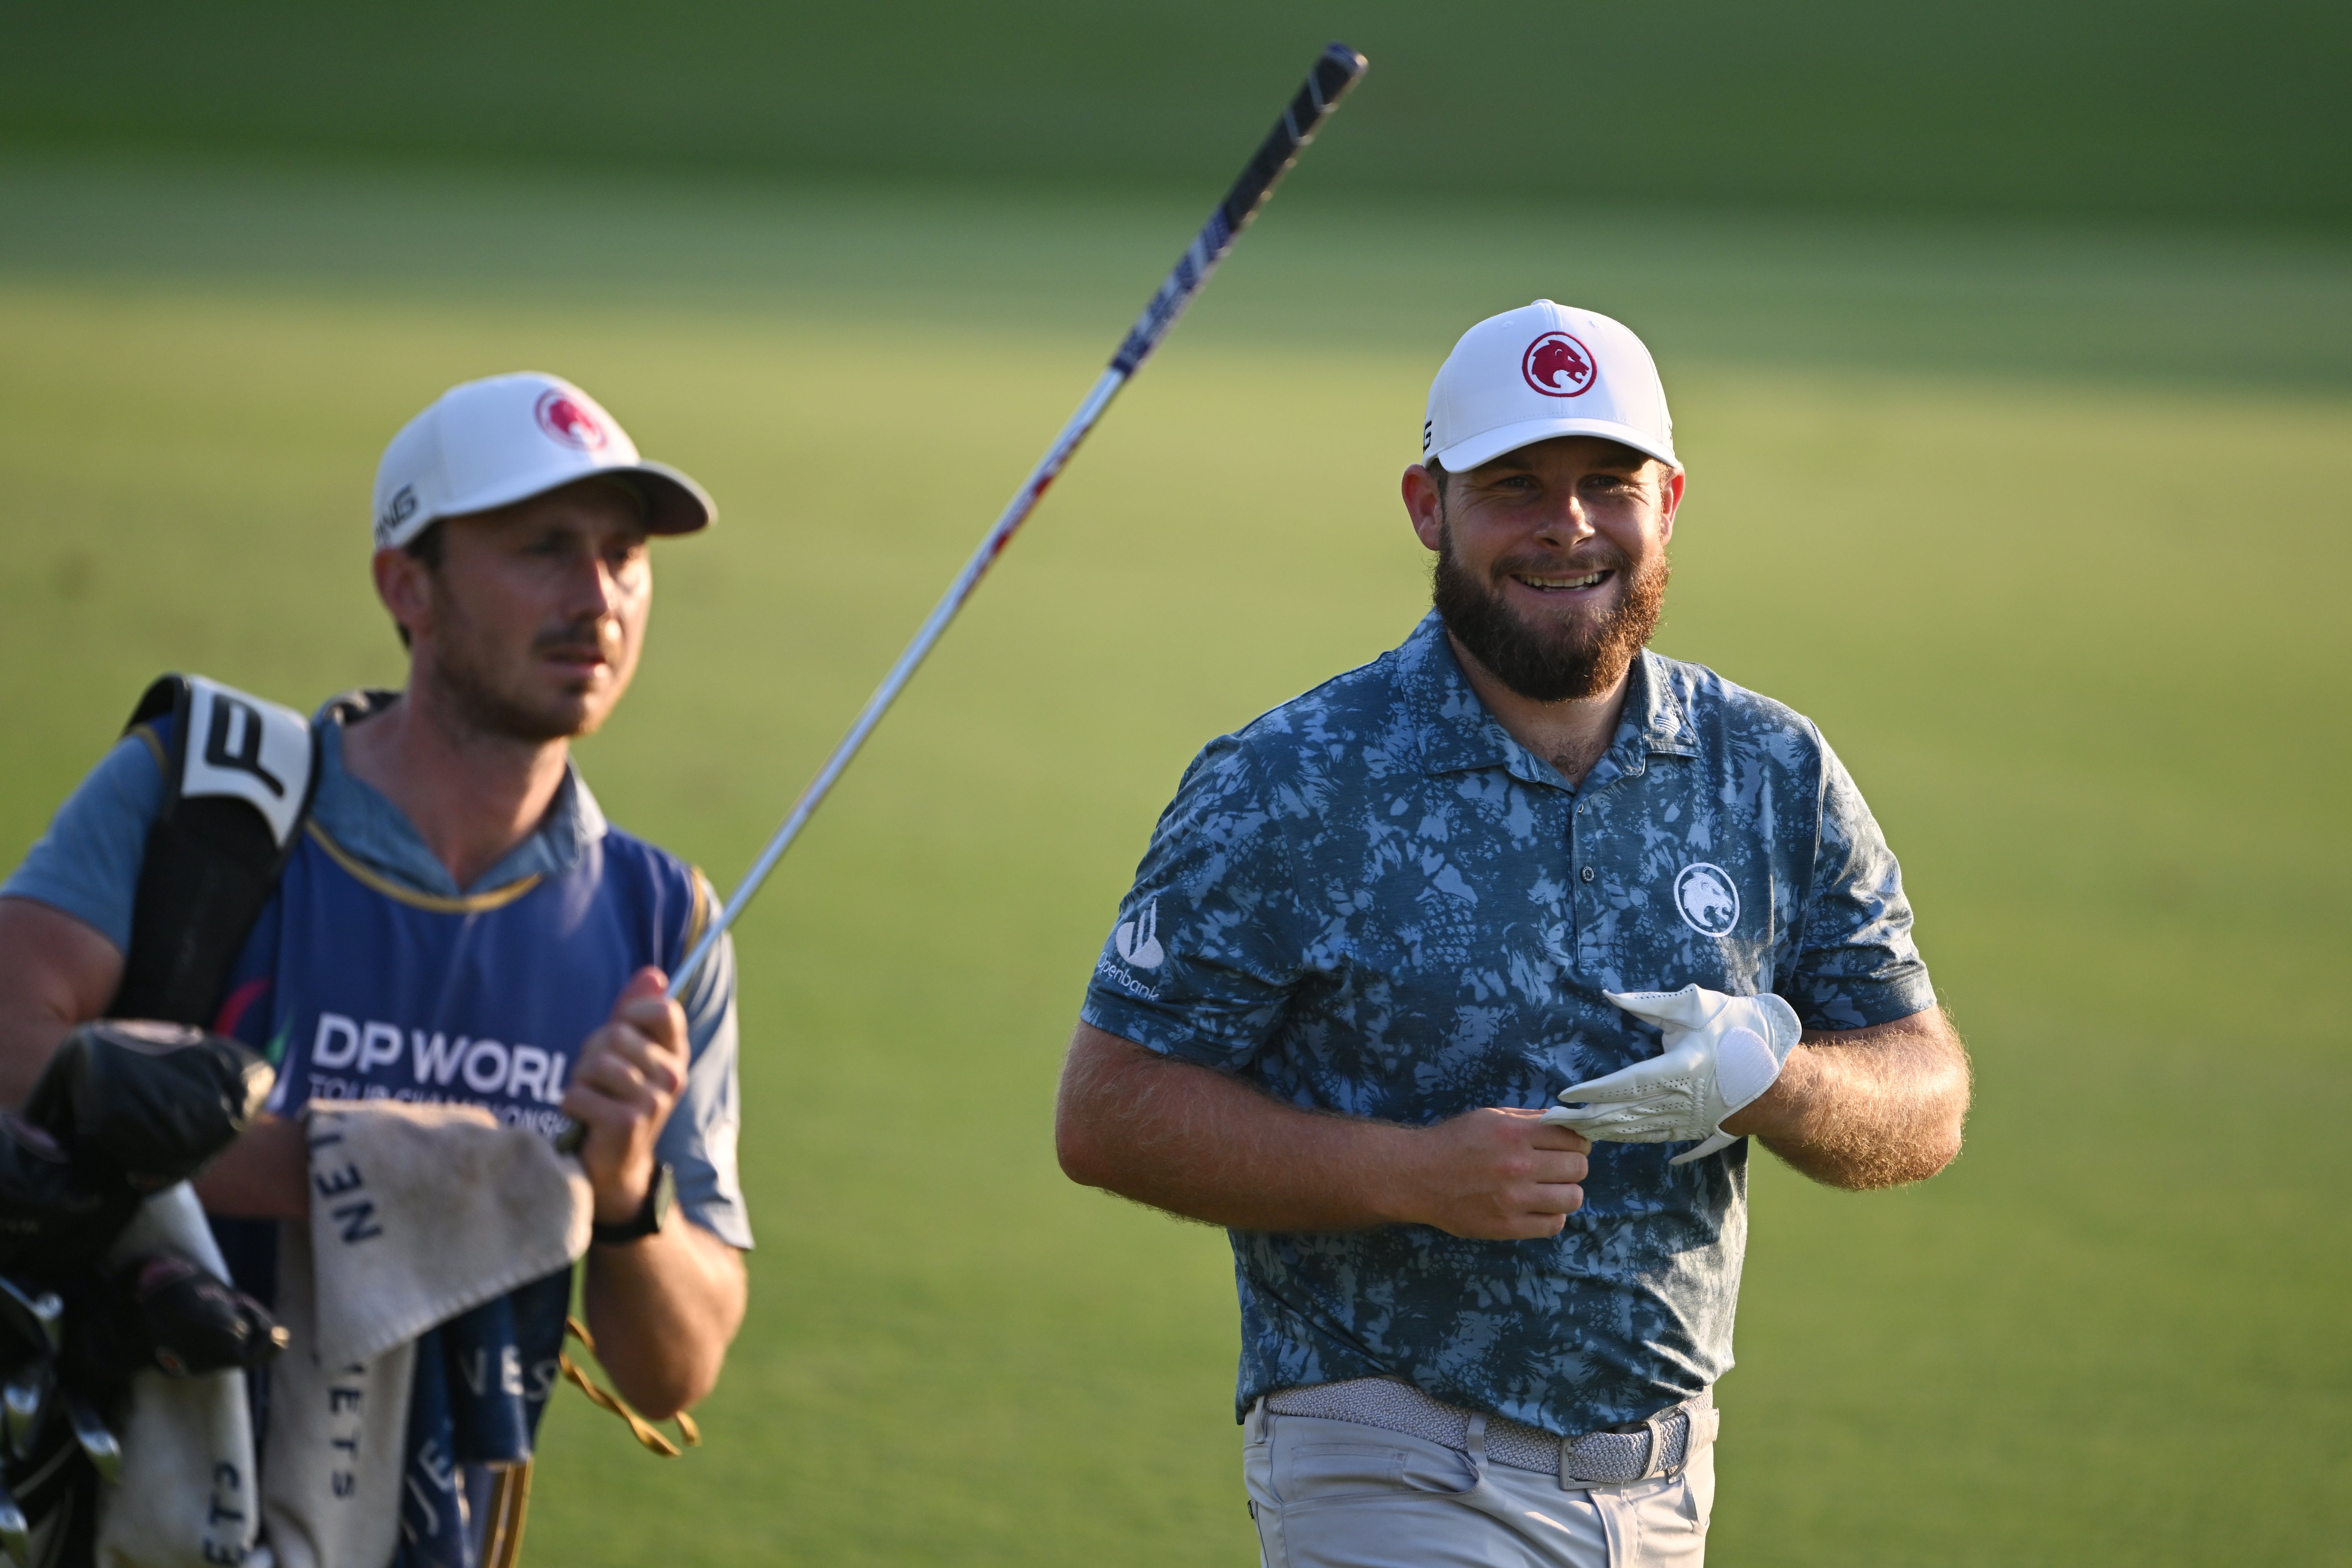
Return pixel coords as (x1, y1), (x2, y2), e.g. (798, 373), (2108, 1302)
(534, 389), (610, 451)
(1521, 332), (1598, 398)
(374, 484), (418, 546)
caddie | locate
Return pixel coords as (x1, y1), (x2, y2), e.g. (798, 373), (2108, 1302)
(0, 373), (749, 1556)
(1055, 301), (1970, 1566)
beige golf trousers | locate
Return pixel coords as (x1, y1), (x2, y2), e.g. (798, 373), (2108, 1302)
(1243, 1406), (1713, 1568)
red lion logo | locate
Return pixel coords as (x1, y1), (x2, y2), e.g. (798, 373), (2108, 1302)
(534, 390), (609, 451)
(1521, 332), (1597, 398)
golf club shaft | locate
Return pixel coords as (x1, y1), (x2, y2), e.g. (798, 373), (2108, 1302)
(664, 42), (1368, 1002)
(553, 45), (1366, 1159)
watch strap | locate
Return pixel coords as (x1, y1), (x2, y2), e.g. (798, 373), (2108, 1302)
(592, 1162), (675, 1244)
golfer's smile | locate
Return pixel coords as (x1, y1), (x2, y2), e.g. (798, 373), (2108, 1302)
(1507, 566), (1613, 597)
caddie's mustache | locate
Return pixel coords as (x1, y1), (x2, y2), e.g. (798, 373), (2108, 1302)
(534, 621), (619, 662)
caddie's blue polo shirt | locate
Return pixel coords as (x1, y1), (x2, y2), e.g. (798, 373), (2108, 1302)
(1081, 611), (1934, 1436)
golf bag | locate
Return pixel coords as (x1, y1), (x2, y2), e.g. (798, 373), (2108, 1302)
(0, 676), (317, 1566)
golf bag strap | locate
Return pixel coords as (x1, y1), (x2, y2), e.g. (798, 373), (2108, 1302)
(110, 674), (320, 1025)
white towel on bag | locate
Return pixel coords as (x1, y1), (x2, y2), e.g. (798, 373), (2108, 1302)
(259, 1101), (590, 1568)
(92, 1183), (262, 1568)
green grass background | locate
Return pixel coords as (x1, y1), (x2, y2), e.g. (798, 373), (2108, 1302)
(2, 30), (2348, 1564)
(6, 0), (2349, 229)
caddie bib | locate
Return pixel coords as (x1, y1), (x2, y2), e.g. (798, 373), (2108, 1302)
(214, 820), (706, 1132)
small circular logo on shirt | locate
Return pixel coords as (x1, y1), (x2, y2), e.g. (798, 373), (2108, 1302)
(1521, 332), (1598, 398)
(1673, 863), (1740, 936)
(534, 389), (609, 451)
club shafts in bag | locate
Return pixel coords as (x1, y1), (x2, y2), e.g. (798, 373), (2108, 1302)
(671, 43), (1367, 999)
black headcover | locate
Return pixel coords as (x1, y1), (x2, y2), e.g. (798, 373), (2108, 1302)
(49, 1248), (287, 1394)
(24, 1022), (273, 1194)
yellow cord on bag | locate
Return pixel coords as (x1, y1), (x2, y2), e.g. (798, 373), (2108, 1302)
(562, 1316), (704, 1456)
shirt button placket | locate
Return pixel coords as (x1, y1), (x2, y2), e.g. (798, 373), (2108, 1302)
(1571, 798), (1599, 965)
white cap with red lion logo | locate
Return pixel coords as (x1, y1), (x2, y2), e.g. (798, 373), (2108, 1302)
(372, 371), (715, 551)
(1424, 300), (1677, 475)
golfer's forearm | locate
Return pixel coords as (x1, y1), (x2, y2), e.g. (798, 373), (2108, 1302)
(1056, 1025), (1417, 1231)
(1726, 1010), (1970, 1189)
(583, 1219), (746, 1419)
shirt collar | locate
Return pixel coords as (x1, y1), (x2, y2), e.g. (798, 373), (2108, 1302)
(1632, 652), (1699, 760)
(1402, 613), (1697, 791)
(307, 691), (607, 899)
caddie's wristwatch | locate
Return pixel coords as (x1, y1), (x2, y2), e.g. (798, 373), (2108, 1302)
(592, 1162), (675, 1244)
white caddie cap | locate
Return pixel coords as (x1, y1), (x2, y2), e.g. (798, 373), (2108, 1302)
(371, 371), (715, 551)
(1422, 300), (1677, 475)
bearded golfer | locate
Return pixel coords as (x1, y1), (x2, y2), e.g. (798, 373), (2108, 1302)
(1057, 300), (1968, 1566)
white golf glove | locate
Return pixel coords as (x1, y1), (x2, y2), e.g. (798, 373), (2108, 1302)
(1541, 985), (1803, 1165)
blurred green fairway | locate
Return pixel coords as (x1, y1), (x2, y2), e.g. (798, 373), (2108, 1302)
(2, 157), (2349, 1565)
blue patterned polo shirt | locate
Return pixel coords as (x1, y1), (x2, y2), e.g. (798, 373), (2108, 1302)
(1080, 611), (1935, 1434)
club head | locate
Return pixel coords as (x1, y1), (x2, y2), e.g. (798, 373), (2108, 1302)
(61, 1393), (119, 1484)
(0, 1279), (62, 1358)
(2, 1360), (52, 1461)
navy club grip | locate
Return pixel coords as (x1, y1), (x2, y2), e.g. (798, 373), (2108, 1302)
(1110, 42), (1368, 377)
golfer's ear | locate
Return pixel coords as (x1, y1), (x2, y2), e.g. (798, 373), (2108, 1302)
(1402, 465), (1445, 552)
(1656, 465), (1685, 542)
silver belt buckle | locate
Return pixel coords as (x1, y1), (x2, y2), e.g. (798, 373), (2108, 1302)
(1558, 1407), (1681, 1489)
(1558, 1434), (1612, 1489)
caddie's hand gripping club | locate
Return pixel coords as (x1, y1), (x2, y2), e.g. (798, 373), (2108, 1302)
(554, 43), (1369, 1157)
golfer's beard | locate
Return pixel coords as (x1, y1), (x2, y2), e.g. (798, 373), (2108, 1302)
(1432, 528), (1669, 703)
